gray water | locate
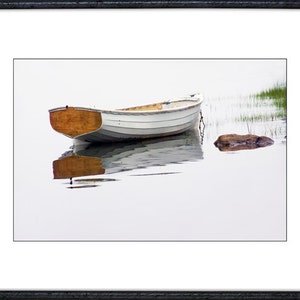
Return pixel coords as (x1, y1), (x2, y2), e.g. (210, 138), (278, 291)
(14, 59), (286, 241)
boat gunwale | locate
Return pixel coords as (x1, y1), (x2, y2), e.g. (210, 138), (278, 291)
(48, 98), (203, 116)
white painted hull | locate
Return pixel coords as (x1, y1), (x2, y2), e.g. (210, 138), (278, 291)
(49, 95), (203, 143)
(81, 104), (201, 142)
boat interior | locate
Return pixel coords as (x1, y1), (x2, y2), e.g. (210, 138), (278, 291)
(120, 100), (196, 112)
(121, 102), (163, 111)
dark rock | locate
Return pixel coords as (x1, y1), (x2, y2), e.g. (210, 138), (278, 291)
(256, 136), (274, 147)
(214, 134), (274, 152)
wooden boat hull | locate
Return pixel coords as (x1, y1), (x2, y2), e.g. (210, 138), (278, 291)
(49, 96), (203, 143)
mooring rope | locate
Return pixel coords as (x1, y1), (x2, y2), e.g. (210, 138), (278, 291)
(199, 109), (205, 145)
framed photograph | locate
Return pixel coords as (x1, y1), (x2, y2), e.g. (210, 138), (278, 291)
(13, 58), (287, 242)
(1, 1), (300, 299)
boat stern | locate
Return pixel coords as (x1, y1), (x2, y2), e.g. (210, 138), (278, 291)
(49, 106), (102, 139)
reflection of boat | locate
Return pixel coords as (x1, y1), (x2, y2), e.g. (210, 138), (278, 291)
(53, 155), (104, 179)
(53, 130), (203, 179)
(49, 94), (203, 143)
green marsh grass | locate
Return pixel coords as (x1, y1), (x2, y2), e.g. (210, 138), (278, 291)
(237, 110), (286, 123)
(237, 83), (287, 123)
(255, 83), (287, 113)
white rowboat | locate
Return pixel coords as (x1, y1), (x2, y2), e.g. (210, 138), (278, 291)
(49, 94), (203, 143)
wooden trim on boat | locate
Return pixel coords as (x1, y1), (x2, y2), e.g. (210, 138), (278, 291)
(49, 106), (102, 138)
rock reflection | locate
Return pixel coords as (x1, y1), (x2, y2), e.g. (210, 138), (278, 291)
(52, 130), (204, 180)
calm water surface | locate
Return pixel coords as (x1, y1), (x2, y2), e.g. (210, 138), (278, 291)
(14, 95), (286, 241)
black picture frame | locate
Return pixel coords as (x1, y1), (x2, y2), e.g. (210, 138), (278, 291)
(3, 1), (298, 300)
(0, 291), (299, 299)
(0, 0), (300, 9)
